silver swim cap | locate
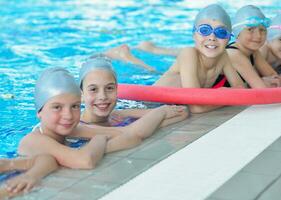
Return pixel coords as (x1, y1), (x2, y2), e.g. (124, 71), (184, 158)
(268, 14), (281, 41)
(35, 67), (81, 113)
(232, 5), (269, 38)
(194, 4), (232, 33)
(79, 54), (117, 89)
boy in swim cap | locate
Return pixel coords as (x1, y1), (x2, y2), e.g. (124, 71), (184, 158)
(227, 5), (281, 88)
(260, 14), (281, 73)
(153, 4), (245, 113)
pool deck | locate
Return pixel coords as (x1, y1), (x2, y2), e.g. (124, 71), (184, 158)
(7, 104), (281, 200)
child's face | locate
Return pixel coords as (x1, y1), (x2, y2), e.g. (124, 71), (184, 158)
(82, 69), (117, 119)
(37, 93), (81, 136)
(238, 26), (267, 51)
(269, 36), (281, 59)
(193, 19), (229, 58)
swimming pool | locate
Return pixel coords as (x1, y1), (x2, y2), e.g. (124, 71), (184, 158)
(0, 0), (280, 158)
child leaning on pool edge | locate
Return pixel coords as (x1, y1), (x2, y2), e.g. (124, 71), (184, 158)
(227, 5), (281, 88)
(152, 4), (245, 113)
(79, 55), (188, 127)
(1, 68), (108, 199)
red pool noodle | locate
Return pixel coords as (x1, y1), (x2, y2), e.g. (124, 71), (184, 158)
(117, 84), (281, 105)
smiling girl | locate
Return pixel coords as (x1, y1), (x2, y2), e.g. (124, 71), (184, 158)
(79, 55), (188, 128)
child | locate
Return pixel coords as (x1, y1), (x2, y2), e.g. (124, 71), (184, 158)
(260, 14), (281, 73)
(227, 5), (281, 88)
(152, 4), (245, 113)
(19, 67), (108, 170)
(0, 155), (57, 198)
(79, 55), (188, 127)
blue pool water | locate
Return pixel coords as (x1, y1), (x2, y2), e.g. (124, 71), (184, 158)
(0, 0), (280, 158)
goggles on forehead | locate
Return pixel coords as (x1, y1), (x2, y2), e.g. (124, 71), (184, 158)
(232, 16), (271, 29)
(193, 24), (232, 39)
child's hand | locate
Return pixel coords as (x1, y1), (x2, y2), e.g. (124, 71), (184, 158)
(159, 105), (188, 119)
(5, 173), (38, 194)
(262, 76), (281, 87)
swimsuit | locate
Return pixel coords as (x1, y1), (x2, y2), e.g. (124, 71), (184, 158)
(0, 170), (22, 184)
(68, 116), (138, 148)
(212, 42), (253, 88)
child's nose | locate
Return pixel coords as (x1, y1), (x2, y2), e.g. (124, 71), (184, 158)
(62, 108), (73, 119)
(97, 90), (107, 100)
(208, 33), (217, 40)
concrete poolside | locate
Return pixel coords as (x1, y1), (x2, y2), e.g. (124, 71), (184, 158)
(10, 104), (281, 200)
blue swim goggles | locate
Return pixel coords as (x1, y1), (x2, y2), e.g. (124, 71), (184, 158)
(232, 16), (271, 29)
(193, 24), (232, 39)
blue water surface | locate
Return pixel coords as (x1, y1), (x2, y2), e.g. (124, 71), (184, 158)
(0, 0), (280, 157)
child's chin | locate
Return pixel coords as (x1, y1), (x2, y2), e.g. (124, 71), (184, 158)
(96, 111), (110, 118)
(203, 52), (222, 58)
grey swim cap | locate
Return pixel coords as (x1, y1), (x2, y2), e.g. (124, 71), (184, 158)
(268, 14), (281, 41)
(232, 5), (268, 38)
(194, 4), (232, 32)
(79, 54), (117, 89)
(35, 67), (81, 113)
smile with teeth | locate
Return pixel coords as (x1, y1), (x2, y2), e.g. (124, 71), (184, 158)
(205, 45), (217, 49)
(95, 103), (110, 110)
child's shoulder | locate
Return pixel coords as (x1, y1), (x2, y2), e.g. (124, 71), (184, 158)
(178, 47), (198, 60)
(20, 130), (43, 144)
(180, 47), (197, 54)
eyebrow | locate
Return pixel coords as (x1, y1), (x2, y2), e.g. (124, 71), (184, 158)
(50, 101), (81, 105)
(87, 83), (116, 88)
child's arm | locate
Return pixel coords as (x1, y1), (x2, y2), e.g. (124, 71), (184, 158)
(112, 109), (151, 118)
(255, 50), (278, 77)
(0, 157), (34, 173)
(115, 107), (189, 128)
(222, 53), (245, 88)
(227, 49), (267, 88)
(255, 51), (281, 87)
(18, 134), (107, 169)
(105, 105), (186, 153)
(5, 154), (58, 195)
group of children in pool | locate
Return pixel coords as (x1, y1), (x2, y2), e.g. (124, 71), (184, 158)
(0, 3), (280, 198)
